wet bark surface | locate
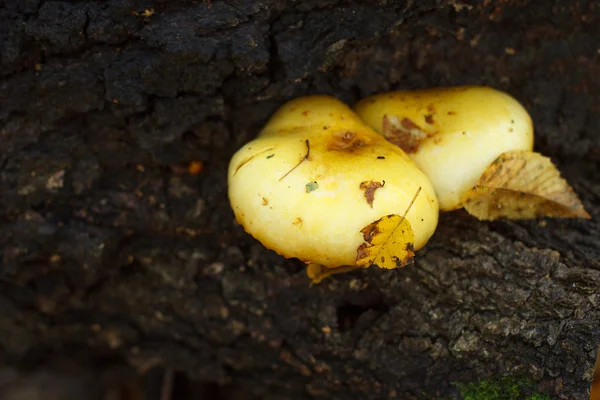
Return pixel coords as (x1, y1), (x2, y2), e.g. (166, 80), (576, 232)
(1, 1), (599, 399)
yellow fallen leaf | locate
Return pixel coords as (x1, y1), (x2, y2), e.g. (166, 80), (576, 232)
(463, 150), (590, 220)
(307, 187), (421, 284)
(355, 214), (415, 269)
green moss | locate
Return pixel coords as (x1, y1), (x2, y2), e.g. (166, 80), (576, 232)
(454, 376), (551, 400)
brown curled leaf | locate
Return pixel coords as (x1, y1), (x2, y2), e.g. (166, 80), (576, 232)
(463, 150), (591, 220)
(360, 180), (385, 208)
(382, 114), (430, 153)
(327, 131), (369, 152)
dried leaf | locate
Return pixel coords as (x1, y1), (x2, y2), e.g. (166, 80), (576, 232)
(382, 115), (430, 153)
(360, 180), (385, 207)
(355, 214), (415, 270)
(463, 150), (590, 220)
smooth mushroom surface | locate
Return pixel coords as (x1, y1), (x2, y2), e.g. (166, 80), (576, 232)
(228, 95), (439, 268)
(353, 86), (534, 211)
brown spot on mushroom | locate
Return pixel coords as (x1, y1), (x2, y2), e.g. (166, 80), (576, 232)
(262, 197), (269, 206)
(293, 217), (303, 226)
(424, 104), (436, 124)
(382, 115), (431, 153)
(302, 110), (309, 116)
(328, 131), (369, 152)
(359, 180), (385, 208)
(447, 111), (456, 116)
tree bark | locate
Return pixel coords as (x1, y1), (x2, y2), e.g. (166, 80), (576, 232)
(1, 0), (599, 399)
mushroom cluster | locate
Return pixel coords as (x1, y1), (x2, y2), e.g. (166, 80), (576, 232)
(228, 87), (589, 283)
(228, 96), (439, 270)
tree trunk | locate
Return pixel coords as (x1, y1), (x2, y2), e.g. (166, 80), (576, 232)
(1, 1), (598, 399)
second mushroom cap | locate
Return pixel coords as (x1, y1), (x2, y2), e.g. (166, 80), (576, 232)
(353, 86), (535, 211)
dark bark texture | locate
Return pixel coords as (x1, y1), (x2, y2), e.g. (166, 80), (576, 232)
(1, 0), (599, 399)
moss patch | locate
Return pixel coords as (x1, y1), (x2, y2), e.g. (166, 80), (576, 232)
(454, 376), (551, 400)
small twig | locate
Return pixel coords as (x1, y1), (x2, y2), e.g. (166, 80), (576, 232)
(160, 368), (174, 400)
(233, 146), (275, 176)
(401, 187), (422, 221)
(279, 139), (310, 181)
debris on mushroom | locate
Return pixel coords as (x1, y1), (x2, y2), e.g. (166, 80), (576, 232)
(228, 95), (439, 276)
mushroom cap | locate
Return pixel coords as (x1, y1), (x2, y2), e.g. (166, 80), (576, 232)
(259, 95), (366, 137)
(353, 86), (534, 211)
(228, 96), (439, 267)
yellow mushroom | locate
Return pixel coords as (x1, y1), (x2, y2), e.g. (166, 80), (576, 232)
(228, 95), (439, 268)
(353, 86), (534, 211)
